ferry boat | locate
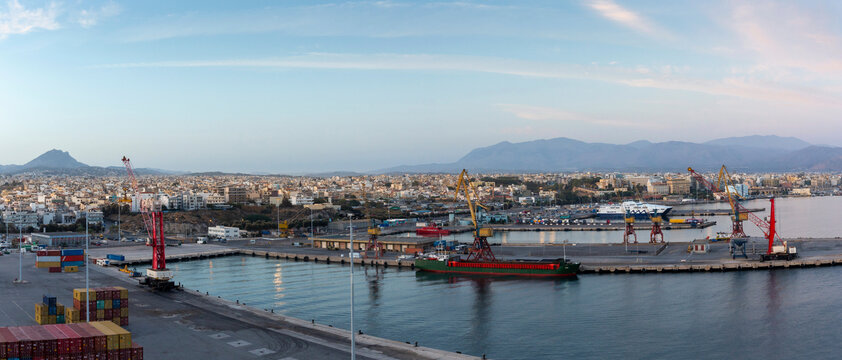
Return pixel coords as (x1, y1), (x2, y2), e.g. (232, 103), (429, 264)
(415, 254), (579, 277)
(596, 201), (671, 220)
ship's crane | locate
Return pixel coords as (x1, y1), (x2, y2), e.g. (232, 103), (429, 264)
(688, 166), (795, 260)
(455, 169), (496, 261)
(122, 156), (175, 290)
(361, 182), (383, 259)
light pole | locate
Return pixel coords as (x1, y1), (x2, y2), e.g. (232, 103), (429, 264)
(18, 223), (23, 283)
(85, 215), (90, 322)
(310, 208), (314, 238)
(118, 203), (121, 242)
(348, 214), (355, 360)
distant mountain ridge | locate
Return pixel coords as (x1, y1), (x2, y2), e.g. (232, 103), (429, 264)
(0, 150), (179, 176)
(378, 135), (842, 173)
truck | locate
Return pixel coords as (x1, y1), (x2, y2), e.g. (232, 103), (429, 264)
(760, 242), (797, 261)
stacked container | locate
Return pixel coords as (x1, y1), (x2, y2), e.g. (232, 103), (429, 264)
(35, 250), (61, 271)
(71, 287), (129, 326)
(0, 322), (143, 359)
(61, 249), (85, 270)
(35, 296), (66, 325)
(35, 249), (85, 273)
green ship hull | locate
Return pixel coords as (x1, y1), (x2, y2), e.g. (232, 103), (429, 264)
(414, 258), (579, 277)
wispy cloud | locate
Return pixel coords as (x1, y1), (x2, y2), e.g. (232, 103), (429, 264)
(0, 0), (59, 39)
(77, 2), (121, 28)
(97, 52), (837, 106)
(496, 103), (650, 128)
(584, 0), (667, 38)
(728, 1), (842, 76)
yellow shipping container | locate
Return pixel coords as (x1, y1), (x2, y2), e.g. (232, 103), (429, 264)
(115, 286), (129, 299)
(48, 315), (57, 324)
(102, 321), (132, 349)
(104, 300), (112, 310)
(90, 321), (120, 351)
(37, 261), (61, 268)
(63, 265), (79, 272)
(66, 307), (80, 321)
(73, 288), (96, 301)
(35, 303), (47, 317)
(96, 309), (105, 320)
(669, 219), (686, 224)
(120, 308), (128, 317)
(57, 303), (65, 315)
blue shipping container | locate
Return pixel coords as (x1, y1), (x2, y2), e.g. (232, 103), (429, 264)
(43, 295), (56, 307)
(106, 254), (125, 261)
(61, 249), (85, 256)
(61, 261), (84, 267)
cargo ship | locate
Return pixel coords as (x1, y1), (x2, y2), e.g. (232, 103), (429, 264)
(415, 254), (579, 277)
(416, 224), (451, 237)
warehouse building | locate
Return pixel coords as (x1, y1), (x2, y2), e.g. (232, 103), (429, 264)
(31, 232), (88, 247)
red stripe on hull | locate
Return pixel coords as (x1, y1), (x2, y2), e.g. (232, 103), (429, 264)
(422, 269), (577, 277)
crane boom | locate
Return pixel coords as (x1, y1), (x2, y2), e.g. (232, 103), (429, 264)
(455, 170), (495, 261)
(688, 166), (782, 253)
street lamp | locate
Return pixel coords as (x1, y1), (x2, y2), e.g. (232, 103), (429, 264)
(85, 214), (90, 322)
(348, 213), (356, 360)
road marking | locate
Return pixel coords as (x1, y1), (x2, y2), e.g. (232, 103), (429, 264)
(249, 348), (276, 356)
(278, 357), (298, 360)
(209, 333), (230, 339)
(227, 340), (251, 347)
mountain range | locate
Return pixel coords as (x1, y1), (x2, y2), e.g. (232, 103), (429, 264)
(0, 150), (178, 176)
(2, 136), (841, 176)
(378, 135), (842, 173)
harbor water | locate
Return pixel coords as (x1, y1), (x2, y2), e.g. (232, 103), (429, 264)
(171, 256), (842, 359)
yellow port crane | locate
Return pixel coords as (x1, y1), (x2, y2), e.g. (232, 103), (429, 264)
(361, 182), (383, 259)
(455, 169), (495, 261)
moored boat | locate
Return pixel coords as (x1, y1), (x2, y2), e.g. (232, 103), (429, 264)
(416, 225), (451, 237)
(415, 255), (579, 277)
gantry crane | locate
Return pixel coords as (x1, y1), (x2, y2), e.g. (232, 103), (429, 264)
(623, 211), (637, 244)
(688, 166), (796, 260)
(649, 211), (664, 244)
(122, 156), (175, 290)
(361, 182), (383, 259)
(455, 169), (495, 261)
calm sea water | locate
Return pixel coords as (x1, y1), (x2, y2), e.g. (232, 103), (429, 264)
(170, 197), (842, 359)
(171, 256), (842, 359)
(405, 196), (842, 244)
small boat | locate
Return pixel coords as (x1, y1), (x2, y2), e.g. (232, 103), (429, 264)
(415, 254), (579, 277)
(416, 225), (450, 237)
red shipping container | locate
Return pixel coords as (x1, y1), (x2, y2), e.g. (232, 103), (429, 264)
(0, 327), (9, 358)
(62, 255), (84, 262)
(57, 324), (82, 354)
(47, 250), (62, 256)
(37, 250), (48, 256)
(10, 326), (31, 358)
(119, 317), (129, 326)
(68, 324), (93, 354)
(50, 266), (63, 272)
(44, 325), (63, 356)
(121, 298), (128, 308)
(131, 342), (143, 360)
(1, 327), (19, 358)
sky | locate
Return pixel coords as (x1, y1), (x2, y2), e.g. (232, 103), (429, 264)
(1, 0), (841, 173)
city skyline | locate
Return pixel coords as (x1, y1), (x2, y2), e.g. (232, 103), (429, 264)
(2, 0), (841, 172)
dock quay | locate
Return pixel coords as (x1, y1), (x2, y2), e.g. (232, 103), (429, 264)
(669, 207), (764, 216)
(86, 239), (842, 276)
(1, 246), (480, 360)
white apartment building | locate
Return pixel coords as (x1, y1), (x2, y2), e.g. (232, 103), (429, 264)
(207, 226), (240, 239)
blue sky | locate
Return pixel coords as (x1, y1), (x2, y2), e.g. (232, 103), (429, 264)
(1, 0), (841, 173)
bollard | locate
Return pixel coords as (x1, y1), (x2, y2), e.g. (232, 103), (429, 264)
(312, 319), (315, 324)
(414, 341), (418, 347)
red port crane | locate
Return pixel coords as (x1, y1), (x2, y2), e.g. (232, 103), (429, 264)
(122, 156), (175, 290)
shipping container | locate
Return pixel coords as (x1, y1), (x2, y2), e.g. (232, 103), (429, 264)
(61, 255), (85, 262)
(106, 254), (126, 261)
(61, 249), (85, 256)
